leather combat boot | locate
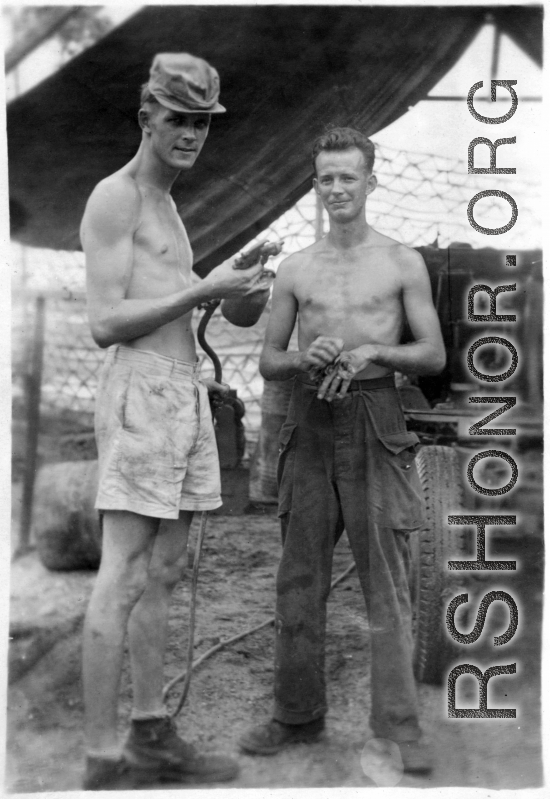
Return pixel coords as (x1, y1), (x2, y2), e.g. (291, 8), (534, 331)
(122, 716), (239, 784)
(239, 717), (325, 755)
(82, 756), (137, 790)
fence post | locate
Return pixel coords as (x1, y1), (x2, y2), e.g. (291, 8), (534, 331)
(16, 294), (46, 558)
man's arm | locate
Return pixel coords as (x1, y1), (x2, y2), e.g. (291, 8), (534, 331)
(366, 248), (446, 373)
(318, 248), (446, 400)
(83, 178), (263, 348)
(260, 256), (343, 381)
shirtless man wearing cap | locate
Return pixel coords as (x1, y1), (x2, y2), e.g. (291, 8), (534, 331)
(239, 127), (446, 773)
(80, 53), (269, 790)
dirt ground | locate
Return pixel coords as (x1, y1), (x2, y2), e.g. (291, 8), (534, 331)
(6, 494), (544, 793)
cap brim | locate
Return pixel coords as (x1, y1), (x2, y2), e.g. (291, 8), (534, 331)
(154, 95), (226, 114)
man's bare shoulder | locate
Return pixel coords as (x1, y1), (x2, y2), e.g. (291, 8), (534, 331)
(276, 248), (308, 277)
(384, 241), (431, 292)
(393, 242), (427, 274)
(277, 238), (325, 272)
(81, 173), (142, 240)
(370, 230), (426, 270)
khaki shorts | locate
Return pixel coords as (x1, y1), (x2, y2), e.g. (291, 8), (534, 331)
(94, 345), (222, 519)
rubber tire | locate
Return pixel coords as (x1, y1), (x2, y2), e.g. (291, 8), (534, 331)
(410, 445), (466, 684)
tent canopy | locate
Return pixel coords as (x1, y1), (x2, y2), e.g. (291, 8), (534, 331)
(7, 5), (543, 275)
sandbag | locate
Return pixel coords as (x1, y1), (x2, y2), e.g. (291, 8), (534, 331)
(33, 460), (101, 571)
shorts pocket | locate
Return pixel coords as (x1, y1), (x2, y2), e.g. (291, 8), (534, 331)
(117, 369), (180, 476)
(277, 422), (297, 517)
(122, 370), (172, 433)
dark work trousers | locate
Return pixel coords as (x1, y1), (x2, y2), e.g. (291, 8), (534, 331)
(272, 375), (426, 743)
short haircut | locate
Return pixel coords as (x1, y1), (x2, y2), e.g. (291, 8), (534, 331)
(312, 127), (375, 174)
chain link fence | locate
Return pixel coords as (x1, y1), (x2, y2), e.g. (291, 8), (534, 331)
(12, 142), (541, 456)
(12, 278), (275, 461)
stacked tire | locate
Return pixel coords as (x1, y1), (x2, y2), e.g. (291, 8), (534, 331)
(410, 445), (466, 684)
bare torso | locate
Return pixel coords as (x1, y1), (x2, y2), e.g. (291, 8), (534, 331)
(124, 165), (197, 360)
(294, 230), (406, 379)
(99, 161), (198, 361)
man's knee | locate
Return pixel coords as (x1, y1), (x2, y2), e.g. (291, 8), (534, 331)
(94, 550), (152, 612)
(146, 514), (191, 591)
(148, 551), (187, 592)
(119, 563), (152, 607)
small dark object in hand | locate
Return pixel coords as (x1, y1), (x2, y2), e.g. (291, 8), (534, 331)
(233, 240), (283, 270)
(309, 360), (338, 385)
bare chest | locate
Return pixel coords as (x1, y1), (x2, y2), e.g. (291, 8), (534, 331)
(296, 258), (402, 317)
(131, 194), (193, 293)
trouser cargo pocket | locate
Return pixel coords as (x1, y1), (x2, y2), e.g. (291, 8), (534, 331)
(361, 391), (425, 530)
(378, 430), (420, 469)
